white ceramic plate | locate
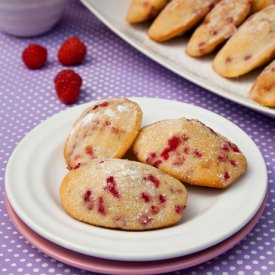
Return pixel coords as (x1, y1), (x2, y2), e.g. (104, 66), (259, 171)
(5, 98), (268, 262)
(80, 0), (275, 119)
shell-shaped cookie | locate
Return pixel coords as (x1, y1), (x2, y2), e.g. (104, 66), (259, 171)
(252, 0), (275, 12)
(133, 118), (247, 188)
(64, 98), (142, 170)
(148, 0), (220, 42)
(186, 0), (252, 57)
(213, 5), (275, 77)
(60, 159), (187, 230)
(249, 59), (275, 106)
(127, 0), (168, 23)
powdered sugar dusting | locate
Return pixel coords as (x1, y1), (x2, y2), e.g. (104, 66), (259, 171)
(81, 112), (94, 125)
(169, 0), (181, 11)
(104, 109), (116, 117)
(117, 104), (131, 112)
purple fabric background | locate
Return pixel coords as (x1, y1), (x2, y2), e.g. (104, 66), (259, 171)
(0, 1), (274, 274)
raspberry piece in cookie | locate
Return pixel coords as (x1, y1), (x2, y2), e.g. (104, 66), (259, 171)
(133, 118), (247, 188)
(127, 0), (168, 23)
(213, 5), (275, 77)
(186, 0), (252, 57)
(59, 158), (187, 230)
(148, 0), (219, 42)
(249, 59), (275, 107)
(64, 98), (142, 170)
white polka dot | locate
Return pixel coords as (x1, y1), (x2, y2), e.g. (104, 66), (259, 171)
(237, 260), (243, 265)
(253, 260), (259, 264)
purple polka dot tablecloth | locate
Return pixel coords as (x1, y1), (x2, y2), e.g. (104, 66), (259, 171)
(0, 1), (275, 274)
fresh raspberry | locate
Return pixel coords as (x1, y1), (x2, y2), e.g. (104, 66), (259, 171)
(58, 37), (87, 66)
(22, 44), (47, 69)
(54, 69), (82, 104)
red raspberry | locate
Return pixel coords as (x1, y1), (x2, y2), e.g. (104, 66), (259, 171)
(58, 37), (87, 66)
(54, 69), (82, 104)
(22, 44), (47, 69)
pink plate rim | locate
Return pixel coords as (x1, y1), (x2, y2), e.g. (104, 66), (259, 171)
(3, 193), (267, 275)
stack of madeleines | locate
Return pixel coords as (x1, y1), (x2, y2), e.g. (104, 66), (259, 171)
(127, 0), (275, 107)
(60, 98), (247, 231)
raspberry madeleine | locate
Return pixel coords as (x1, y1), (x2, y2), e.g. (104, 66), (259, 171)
(127, 0), (168, 23)
(249, 59), (275, 107)
(213, 5), (275, 78)
(148, 0), (220, 42)
(133, 118), (247, 188)
(64, 98), (142, 169)
(60, 159), (187, 230)
(186, 0), (252, 57)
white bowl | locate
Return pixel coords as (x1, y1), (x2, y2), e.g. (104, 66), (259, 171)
(0, 0), (68, 37)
